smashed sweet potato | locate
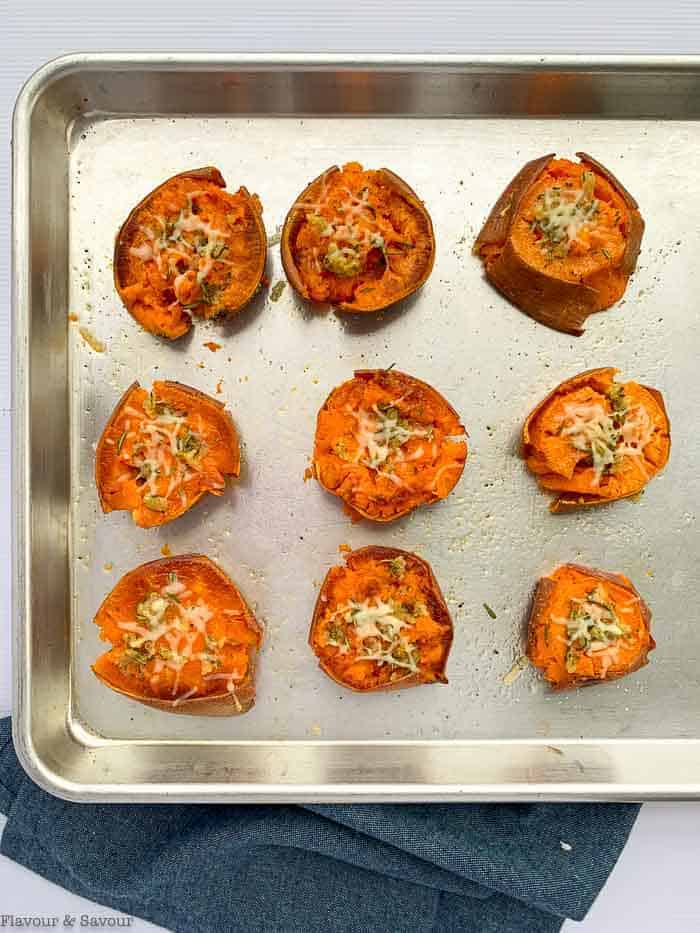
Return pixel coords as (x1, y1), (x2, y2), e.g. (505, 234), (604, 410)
(309, 546), (453, 692)
(114, 167), (266, 339)
(92, 554), (262, 715)
(527, 563), (654, 689)
(281, 162), (435, 312)
(312, 369), (467, 522)
(95, 380), (240, 528)
(522, 367), (670, 511)
(474, 152), (644, 334)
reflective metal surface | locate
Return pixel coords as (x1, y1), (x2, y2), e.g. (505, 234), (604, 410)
(13, 55), (700, 801)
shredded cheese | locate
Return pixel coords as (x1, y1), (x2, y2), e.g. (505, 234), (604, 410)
(300, 180), (405, 277)
(533, 173), (598, 253)
(118, 392), (212, 511)
(135, 191), (232, 300)
(327, 597), (421, 673)
(559, 390), (654, 485)
(560, 584), (629, 674)
(117, 573), (237, 697)
(353, 403), (430, 472)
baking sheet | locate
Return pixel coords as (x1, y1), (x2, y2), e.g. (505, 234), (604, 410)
(69, 114), (699, 744)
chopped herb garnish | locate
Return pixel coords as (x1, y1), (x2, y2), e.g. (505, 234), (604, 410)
(483, 603), (497, 619)
(116, 430), (127, 452)
(143, 495), (168, 512)
(200, 281), (219, 304)
(383, 556), (407, 579)
(327, 623), (350, 652)
(142, 391), (158, 419)
(324, 241), (361, 277)
(176, 428), (201, 465)
(333, 440), (352, 462)
(564, 584), (628, 671)
(607, 384), (627, 414)
(533, 177), (599, 256)
(124, 647), (149, 665)
(269, 281), (287, 302)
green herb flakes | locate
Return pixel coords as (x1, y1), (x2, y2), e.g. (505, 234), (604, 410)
(269, 281), (287, 302)
(143, 495), (168, 512)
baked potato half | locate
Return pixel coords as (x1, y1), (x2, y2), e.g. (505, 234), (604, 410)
(114, 167), (266, 338)
(312, 369), (467, 522)
(95, 380), (240, 528)
(522, 367), (670, 512)
(92, 555), (262, 715)
(281, 162), (435, 313)
(309, 546), (453, 692)
(527, 563), (654, 689)
(474, 152), (644, 335)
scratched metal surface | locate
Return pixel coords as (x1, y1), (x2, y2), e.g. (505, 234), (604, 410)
(66, 112), (699, 745)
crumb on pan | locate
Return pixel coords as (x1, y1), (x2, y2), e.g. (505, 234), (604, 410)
(79, 327), (105, 353)
(502, 655), (529, 685)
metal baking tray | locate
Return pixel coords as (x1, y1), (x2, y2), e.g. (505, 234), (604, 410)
(12, 54), (700, 802)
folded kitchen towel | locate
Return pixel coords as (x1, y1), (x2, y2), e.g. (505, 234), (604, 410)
(0, 718), (637, 933)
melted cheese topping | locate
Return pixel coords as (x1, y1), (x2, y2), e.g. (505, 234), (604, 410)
(116, 572), (242, 697)
(328, 597), (421, 673)
(299, 183), (392, 276)
(559, 390), (654, 485)
(130, 191), (232, 300)
(554, 584), (628, 675)
(560, 401), (617, 484)
(119, 393), (215, 513)
(353, 402), (431, 473)
(533, 173), (598, 253)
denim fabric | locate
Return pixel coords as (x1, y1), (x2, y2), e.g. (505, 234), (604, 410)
(0, 719), (638, 933)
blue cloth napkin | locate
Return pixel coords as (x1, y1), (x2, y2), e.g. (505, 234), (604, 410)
(0, 719), (637, 933)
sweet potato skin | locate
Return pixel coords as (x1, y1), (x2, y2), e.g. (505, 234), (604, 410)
(522, 367), (670, 511)
(309, 546), (453, 693)
(91, 667), (257, 717)
(92, 554), (262, 716)
(114, 167), (266, 339)
(474, 154), (554, 252)
(95, 380), (241, 527)
(526, 563), (654, 690)
(312, 369), (467, 522)
(576, 152), (644, 278)
(281, 163), (435, 313)
(474, 153), (644, 335)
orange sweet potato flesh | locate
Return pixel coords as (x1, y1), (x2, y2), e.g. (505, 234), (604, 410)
(526, 563), (654, 690)
(309, 546), (453, 692)
(474, 153), (644, 335)
(114, 167), (266, 339)
(312, 369), (467, 522)
(522, 367), (670, 512)
(95, 380), (240, 528)
(281, 162), (435, 313)
(92, 554), (262, 715)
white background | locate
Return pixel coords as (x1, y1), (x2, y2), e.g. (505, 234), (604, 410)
(1, 1), (699, 930)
